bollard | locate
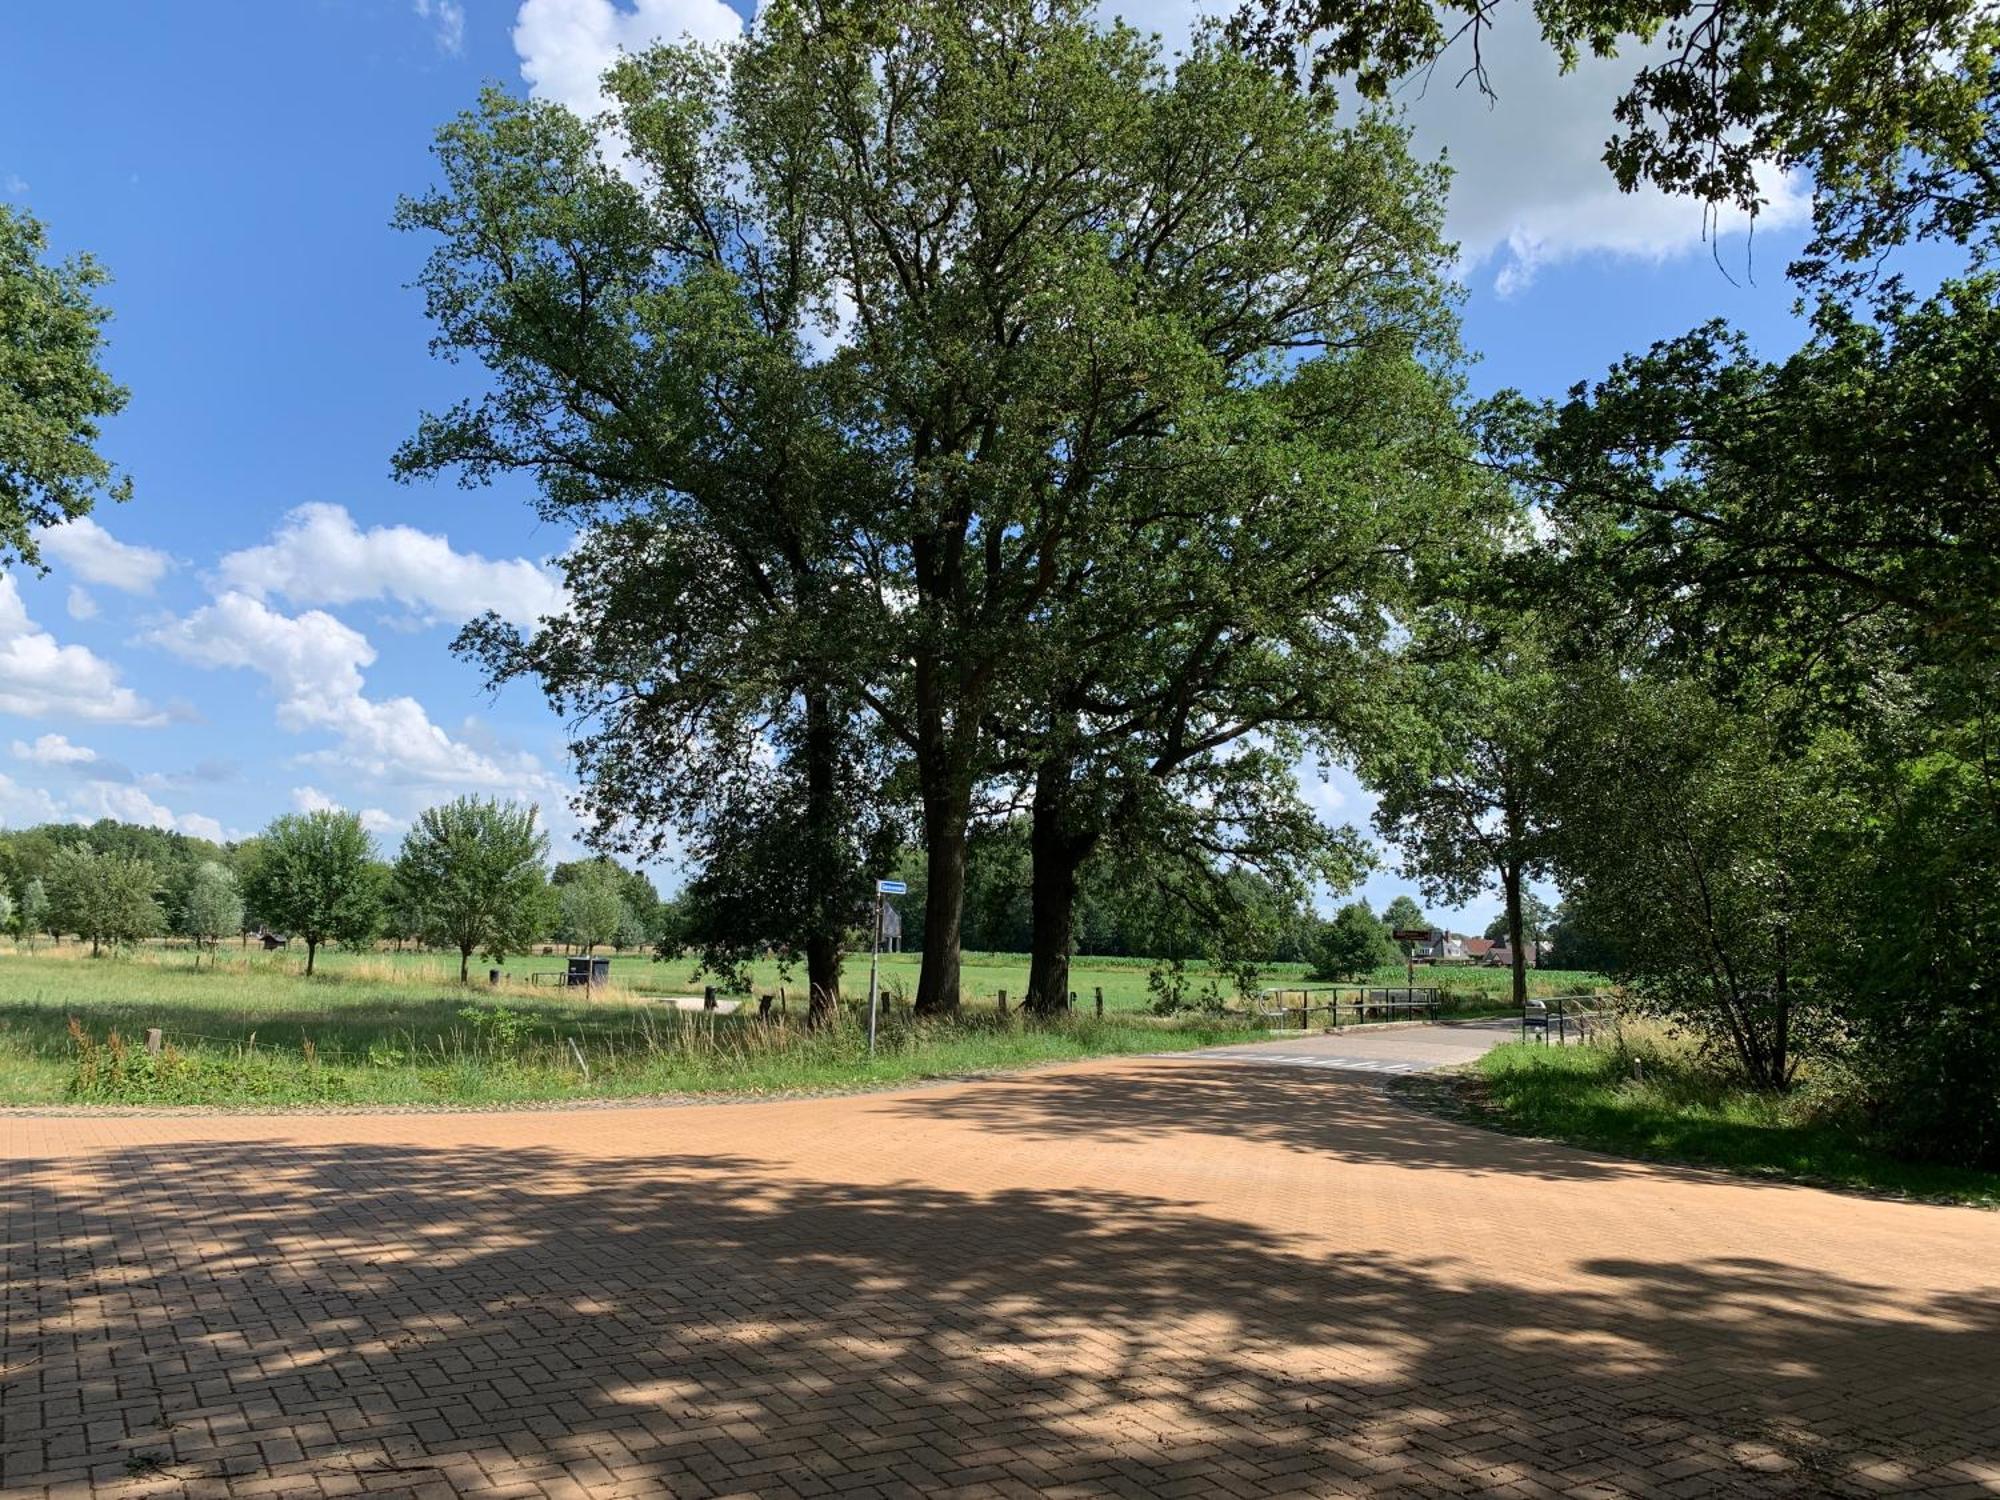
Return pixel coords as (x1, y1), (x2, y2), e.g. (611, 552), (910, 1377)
(996, 989), (1008, 1016)
(489, 968), (500, 986)
(704, 985), (717, 1012)
(145, 1028), (163, 1056)
(1094, 986), (1103, 1018)
(1068, 991), (1077, 1013)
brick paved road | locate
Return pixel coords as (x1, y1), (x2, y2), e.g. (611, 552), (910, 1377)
(4, 1055), (1997, 1498)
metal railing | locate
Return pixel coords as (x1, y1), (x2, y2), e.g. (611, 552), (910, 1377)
(1254, 986), (1440, 1029)
(1521, 992), (1612, 1044)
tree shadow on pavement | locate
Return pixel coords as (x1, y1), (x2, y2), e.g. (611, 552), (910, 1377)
(3, 1133), (1997, 1497)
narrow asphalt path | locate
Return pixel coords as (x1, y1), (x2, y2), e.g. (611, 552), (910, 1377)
(3, 1043), (1996, 1498)
(1176, 1017), (1524, 1075)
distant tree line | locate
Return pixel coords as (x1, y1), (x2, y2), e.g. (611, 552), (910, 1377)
(0, 805), (672, 975)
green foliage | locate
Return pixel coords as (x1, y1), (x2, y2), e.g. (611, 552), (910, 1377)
(244, 810), (383, 974)
(1483, 893), (1552, 944)
(1233, 0), (2000, 289)
(1381, 894), (1427, 933)
(18, 877), (47, 945)
(558, 863), (624, 954)
(1308, 901), (1397, 981)
(180, 861), (244, 960)
(44, 845), (161, 955)
(1464, 1039), (1998, 1207)
(394, 797), (553, 980)
(0, 203), (132, 568)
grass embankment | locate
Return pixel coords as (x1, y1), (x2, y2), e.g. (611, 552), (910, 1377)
(0, 949), (1265, 1108)
(1457, 1036), (2000, 1208)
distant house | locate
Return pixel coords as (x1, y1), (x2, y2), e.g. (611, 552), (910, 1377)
(1463, 938), (1498, 962)
(1487, 940), (1542, 969)
(254, 927), (289, 950)
(1402, 928), (1469, 963)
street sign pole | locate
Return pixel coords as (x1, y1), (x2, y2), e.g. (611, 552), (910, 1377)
(866, 890), (883, 1057)
(866, 879), (905, 1058)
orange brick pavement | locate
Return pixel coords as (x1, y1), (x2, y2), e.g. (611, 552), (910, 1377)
(3, 1057), (1997, 1498)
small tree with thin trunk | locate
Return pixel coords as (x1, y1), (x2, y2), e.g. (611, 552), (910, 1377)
(20, 877), (48, 949)
(245, 810), (382, 976)
(182, 860), (244, 967)
(559, 866), (623, 956)
(394, 797), (553, 982)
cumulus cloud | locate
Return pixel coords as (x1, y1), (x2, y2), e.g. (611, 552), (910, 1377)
(216, 502), (565, 631)
(292, 784), (401, 837)
(31, 515), (173, 593)
(150, 590), (566, 804)
(0, 575), (165, 726)
(12, 733), (99, 767)
(514, 0), (743, 120)
(0, 772), (63, 828)
(65, 586), (98, 621)
(415, 0), (467, 54)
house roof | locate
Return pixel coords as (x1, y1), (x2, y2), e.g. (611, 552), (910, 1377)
(1463, 938), (1497, 957)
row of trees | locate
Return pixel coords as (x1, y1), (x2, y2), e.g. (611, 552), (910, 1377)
(0, 808), (670, 977)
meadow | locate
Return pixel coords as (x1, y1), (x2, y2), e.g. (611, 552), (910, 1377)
(0, 941), (1603, 1107)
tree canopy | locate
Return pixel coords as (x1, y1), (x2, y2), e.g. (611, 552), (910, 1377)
(0, 203), (132, 569)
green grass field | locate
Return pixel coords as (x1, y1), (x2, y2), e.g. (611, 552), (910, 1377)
(0, 941), (1605, 1108)
(1456, 1036), (2000, 1208)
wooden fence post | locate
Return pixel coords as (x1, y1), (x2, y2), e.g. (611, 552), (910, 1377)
(759, 992), (773, 1019)
(1094, 986), (1103, 1017)
(997, 989), (1008, 1016)
(145, 1028), (163, 1056)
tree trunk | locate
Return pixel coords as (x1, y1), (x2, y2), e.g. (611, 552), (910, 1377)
(305, 937), (319, 977)
(800, 685), (847, 1028)
(460, 945), (472, 984)
(915, 789), (969, 1016)
(1504, 862), (1527, 1011)
(1026, 760), (1095, 1016)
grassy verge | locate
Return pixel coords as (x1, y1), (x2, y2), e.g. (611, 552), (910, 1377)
(1440, 1038), (2000, 1208)
(4, 977), (1264, 1110)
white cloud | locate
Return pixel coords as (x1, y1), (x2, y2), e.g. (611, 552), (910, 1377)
(1103, 0), (1808, 295)
(66, 586), (98, 621)
(293, 784), (401, 837)
(415, 0), (467, 54)
(0, 575), (165, 726)
(151, 590), (567, 804)
(32, 515), (173, 593)
(217, 502), (565, 631)
(513, 0), (744, 120)
(12, 733), (98, 767)
(0, 772), (63, 827)
(2, 174), (26, 197)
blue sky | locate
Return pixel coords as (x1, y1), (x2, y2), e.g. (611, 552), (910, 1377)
(0, 0), (1828, 929)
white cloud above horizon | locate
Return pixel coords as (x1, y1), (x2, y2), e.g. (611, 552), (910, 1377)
(514, 0), (743, 121)
(0, 575), (165, 727)
(149, 589), (569, 814)
(216, 502), (566, 631)
(31, 515), (173, 593)
(415, 0), (467, 54)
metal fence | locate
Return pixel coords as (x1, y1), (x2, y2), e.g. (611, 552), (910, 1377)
(1254, 986), (1441, 1029)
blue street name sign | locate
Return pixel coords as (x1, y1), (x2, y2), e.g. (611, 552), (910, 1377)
(876, 879), (908, 895)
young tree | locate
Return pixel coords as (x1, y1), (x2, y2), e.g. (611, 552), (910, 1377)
(44, 846), (160, 956)
(1309, 900), (1396, 981)
(1359, 609), (1559, 1009)
(0, 888), (13, 939)
(245, 810), (382, 976)
(182, 860), (244, 967)
(394, 797), (553, 982)
(19, 876), (48, 948)
(0, 204), (133, 569)
(559, 865), (624, 956)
